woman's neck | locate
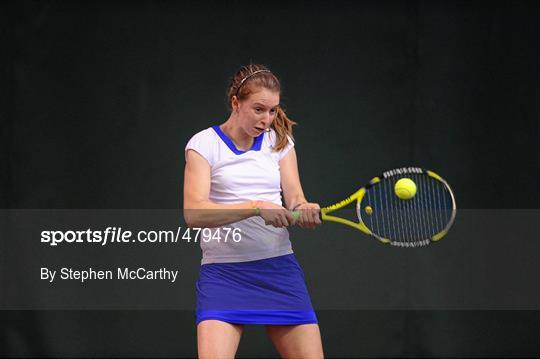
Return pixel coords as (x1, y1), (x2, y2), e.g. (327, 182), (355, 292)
(220, 117), (254, 151)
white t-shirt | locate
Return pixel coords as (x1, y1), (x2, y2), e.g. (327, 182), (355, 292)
(185, 125), (295, 264)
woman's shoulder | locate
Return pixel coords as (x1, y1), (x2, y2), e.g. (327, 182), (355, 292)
(186, 127), (218, 150)
(186, 126), (222, 149)
(189, 126), (218, 141)
(263, 129), (294, 159)
(265, 128), (293, 145)
(185, 126), (221, 165)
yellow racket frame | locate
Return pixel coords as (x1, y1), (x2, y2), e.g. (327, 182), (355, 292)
(311, 170), (456, 245)
(319, 177), (392, 243)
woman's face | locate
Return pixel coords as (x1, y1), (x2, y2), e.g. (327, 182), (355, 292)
(233, 88), (280, 137)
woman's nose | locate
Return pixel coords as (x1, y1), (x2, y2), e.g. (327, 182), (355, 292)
(259, 116), (270, 127)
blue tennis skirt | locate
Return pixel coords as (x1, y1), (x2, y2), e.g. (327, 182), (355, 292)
(196, 253), (318, 325)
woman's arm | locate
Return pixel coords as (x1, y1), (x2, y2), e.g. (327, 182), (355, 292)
(279, 148), (306, 210)
(183, 150), (293, 228)
(279, 148), (321, 229)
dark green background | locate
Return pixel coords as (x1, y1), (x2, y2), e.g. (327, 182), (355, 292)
(2, 0), (539, 357)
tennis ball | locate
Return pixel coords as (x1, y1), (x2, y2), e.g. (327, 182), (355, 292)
(394, 178), (417, 200)
(365, 206), (373, 215)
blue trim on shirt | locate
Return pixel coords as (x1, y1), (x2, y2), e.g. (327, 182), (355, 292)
(212, 125), (264, 155)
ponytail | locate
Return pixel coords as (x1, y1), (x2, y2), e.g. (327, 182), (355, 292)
(271, 106), (296, 152)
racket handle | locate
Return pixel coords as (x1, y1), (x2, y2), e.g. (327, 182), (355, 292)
(291, 210), (301, 225)
(291, 210), (323, 225)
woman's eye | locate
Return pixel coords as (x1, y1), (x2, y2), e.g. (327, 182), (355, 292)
(255, 108), (262, 112)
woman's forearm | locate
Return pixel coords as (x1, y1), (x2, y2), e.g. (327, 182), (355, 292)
(184, 200), (258, 227)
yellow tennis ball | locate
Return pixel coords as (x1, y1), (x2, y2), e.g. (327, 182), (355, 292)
(365, 206), (373, 215)
(394, 178), (417, 200)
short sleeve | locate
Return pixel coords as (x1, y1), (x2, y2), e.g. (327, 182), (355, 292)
(278, 135), (295, 160)
(185, 129), (215, 166)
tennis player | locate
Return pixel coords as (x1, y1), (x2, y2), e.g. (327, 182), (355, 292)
(184, 64), (324, 358)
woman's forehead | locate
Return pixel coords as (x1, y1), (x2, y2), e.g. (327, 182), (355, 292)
(247, 88), (280, 106)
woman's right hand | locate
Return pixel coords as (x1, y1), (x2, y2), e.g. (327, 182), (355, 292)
(255, 201), (295, 228)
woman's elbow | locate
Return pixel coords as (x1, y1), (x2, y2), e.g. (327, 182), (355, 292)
(183, 202), (208, 227)
(183, 209), (200, 228)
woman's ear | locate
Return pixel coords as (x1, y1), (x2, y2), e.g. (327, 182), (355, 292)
(231, 96), (239, 112)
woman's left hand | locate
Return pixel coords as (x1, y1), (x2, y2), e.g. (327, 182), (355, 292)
(294, 202), (322, 229)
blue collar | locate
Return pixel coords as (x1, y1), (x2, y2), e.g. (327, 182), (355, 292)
(212, 125), (264, 155)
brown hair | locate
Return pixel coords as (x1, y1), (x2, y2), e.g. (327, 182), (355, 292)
(226, 64), (296, 152)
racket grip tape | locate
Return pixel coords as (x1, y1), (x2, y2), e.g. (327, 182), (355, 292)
(291, 211), (301, 225)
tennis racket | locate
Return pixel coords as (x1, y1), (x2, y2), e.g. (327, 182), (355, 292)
(293, 167), (456, 247)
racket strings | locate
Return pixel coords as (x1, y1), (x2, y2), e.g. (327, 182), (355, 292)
(361, 174), (454, 247)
